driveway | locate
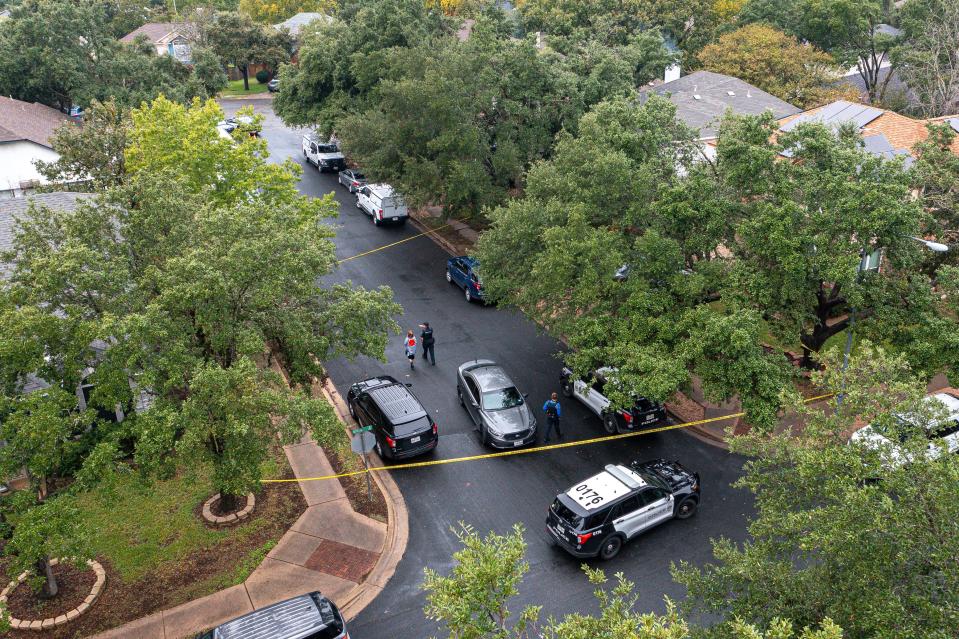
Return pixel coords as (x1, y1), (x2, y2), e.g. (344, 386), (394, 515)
(221, 100), (753, 636)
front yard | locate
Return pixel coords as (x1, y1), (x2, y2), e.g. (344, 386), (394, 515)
(220, 79), (270, 97)
(2, 448), (305, 638)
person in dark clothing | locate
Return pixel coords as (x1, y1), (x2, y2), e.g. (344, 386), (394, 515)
(542, 392), (562, 443)
(419, 322), (435, 365)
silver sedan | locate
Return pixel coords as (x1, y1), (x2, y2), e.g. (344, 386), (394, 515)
(457, 359), (537, 448)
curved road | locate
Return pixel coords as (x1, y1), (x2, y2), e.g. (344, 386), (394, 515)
(223, 100), (752, 637)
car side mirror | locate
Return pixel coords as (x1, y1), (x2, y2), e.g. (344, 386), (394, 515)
(522, 392), (529, 398)
(404, 383), (413, 387)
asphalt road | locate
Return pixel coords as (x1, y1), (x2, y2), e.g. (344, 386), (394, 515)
(223, 100), (753, 637)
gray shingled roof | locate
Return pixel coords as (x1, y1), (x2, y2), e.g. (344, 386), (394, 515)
(119, 22), (193, 44)
(639, 70), (801, 140)
(0, 192), (93, 274)
(274, 12), (332, 37)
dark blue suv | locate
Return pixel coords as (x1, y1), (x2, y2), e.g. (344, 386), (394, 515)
(446, 256), (485, 303)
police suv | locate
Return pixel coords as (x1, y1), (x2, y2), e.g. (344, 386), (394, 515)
(546, 459), (700, 560)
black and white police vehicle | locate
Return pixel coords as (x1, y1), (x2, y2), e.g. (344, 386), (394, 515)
(560, 367), (666, 433)
(546, 459), (700, 560)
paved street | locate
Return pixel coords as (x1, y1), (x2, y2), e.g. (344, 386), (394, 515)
(223, 100), (754, 637)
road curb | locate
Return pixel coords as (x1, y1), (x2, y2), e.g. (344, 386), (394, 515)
(408, 211), (456, 257)
(317, 379), (409, 621)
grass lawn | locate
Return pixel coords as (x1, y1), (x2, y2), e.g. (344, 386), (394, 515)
(220, 79), (270, 97)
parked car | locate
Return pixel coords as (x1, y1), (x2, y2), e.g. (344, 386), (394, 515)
(196, 591), (347, 639)
(347, 376), (437, 460)
(302, 134), (346, 172)
(268, 78), (280, 92)
(338, 168), (367, 193)
(224, 115), (260, 137)
(560, 367), (665, 433)
(546, 459), (700, 560)
(446, 256), (484, 303)
(457, 359), (537, 448)
(356, 183), (408, 226)
(850, 391), (959, 466)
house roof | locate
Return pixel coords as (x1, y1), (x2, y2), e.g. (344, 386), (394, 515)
(778, 100), (959, 160)
(274, 12), (332, 37)
(119, 22), (192, 44)
(639, 70), (801, 140)
(0, 192), (94, 261)
(0, 96), (71, 148)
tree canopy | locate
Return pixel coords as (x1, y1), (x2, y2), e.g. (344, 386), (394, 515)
(674, 342), (959, 638)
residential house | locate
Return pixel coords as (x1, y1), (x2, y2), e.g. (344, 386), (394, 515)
(0, 96), (74, 198)
(120, 22), (195, 64)
(274, 12), (332, 47)
(639, 70), (802, 161)
(777, 100), (959, 166)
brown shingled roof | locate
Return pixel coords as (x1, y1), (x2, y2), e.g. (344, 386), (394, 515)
(119, 22), (191, 44)
(0, 96), (71, 148)
(778, 102), (959, 157)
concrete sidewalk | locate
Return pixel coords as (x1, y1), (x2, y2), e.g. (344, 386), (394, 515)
(93, 423), (407, 639)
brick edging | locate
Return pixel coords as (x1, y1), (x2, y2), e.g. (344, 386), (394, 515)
(2, 559), (107, 631)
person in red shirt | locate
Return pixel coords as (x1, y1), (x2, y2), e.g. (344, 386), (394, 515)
(404, 330), (417, 369)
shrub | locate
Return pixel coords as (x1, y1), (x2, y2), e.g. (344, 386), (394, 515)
(255, 69), (270, 84)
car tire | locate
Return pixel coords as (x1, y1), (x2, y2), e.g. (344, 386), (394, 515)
(446, 270), (453, 284)
(602, 412), (618, 434)
(598, 535), (623, 561)
(348, 400), (356, 419)
(675, 498), (698, 520)
(373, 216), (381, 226)
(375, 440), (385, 459)
(561, 377), (574, 398)
(465, 288), (472, 303)
(480, 426), (489, 446)
(458, 387), (465, 407)
(356, 200), (361, 210)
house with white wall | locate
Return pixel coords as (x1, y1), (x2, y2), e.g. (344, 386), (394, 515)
(0, 96), (74, 199)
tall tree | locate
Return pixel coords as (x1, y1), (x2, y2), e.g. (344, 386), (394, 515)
(893, 0), (959, 117)
(205, 10), (292, 90)
(697, 24), (850, 108)
(239, 0), (335, 24)
(674, 342), (959, 638)
(475, 96), (792, 428)
(424, 522), (845, 639)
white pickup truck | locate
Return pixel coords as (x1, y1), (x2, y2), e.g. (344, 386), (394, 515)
(302, 134), (346, 173)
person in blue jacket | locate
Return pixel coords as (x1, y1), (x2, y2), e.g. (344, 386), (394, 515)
(543, 392), (562, 443)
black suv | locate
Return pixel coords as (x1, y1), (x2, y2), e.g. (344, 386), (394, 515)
(347, 376), (438, 460)
(546, 459), (700, 560)
(196, 591), (346, 639)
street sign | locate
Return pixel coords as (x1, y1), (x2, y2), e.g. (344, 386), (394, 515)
(350, 431), (376, 454)
(351, 425), (373, 435)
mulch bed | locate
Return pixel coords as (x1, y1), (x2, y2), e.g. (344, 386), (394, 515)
(5, 562), (96, 622)
(209, 494), (250, 518)
(326, 447), (388, 523)
(4, 459), (306, 639)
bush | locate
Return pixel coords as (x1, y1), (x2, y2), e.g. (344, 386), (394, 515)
(255, 69), (270, 84)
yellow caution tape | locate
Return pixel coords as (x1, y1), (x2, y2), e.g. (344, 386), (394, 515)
(337, 220), (459, 264)
(261, 393), (835, 483)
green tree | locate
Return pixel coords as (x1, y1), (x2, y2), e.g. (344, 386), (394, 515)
(6, 96), (402, 512)
(697, 24), (849, 108)
(4, 498), (91, 599)
(674, 342), (959, 638)
(205, 10), (292, 91)
(476, 96), (791, 428)
(272, 0), (446, 129)
(190, 45), (230, 97)
(35, 99), (131, 190)
(893, 0), (959, 117)
(425, 522), (844, 639)
(239, 0), (334, 23)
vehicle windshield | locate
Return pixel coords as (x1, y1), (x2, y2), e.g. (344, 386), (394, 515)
(551, 499), (582, 528)
(353, 172), (366, 180)
(482, 387), (524, 411)
(316, 144), (338, 153)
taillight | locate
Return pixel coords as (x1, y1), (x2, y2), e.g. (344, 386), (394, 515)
(619, 410), (633, 424)
(432, 422), (437, 435)
(473, 281), (481, 291)
(576, 531), (594, 545)
(385, 435), (395, 448)
(377, 209), (383, 219)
